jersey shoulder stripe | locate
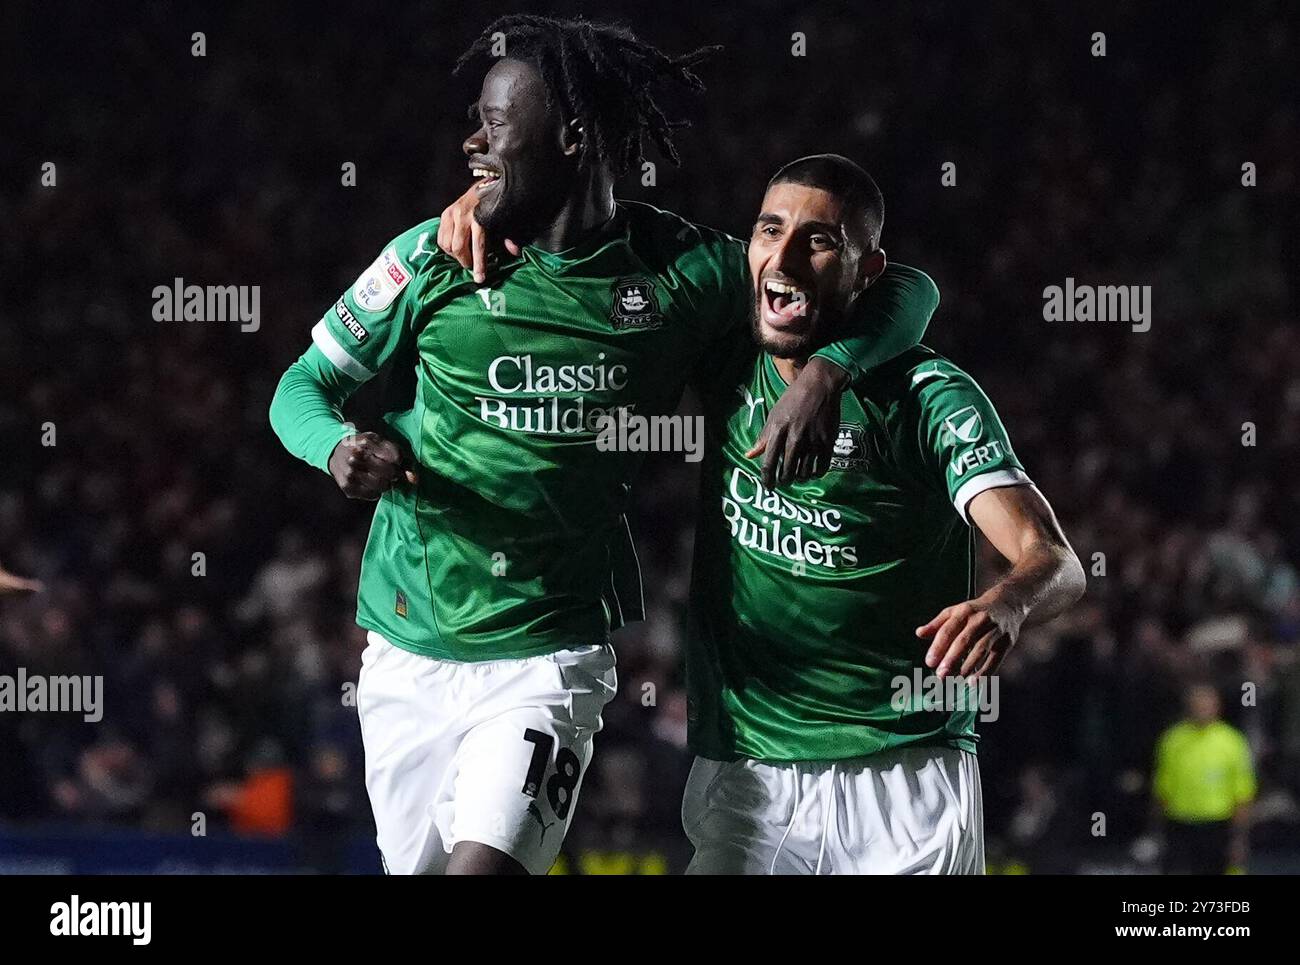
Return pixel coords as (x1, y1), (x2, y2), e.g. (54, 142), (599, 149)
(311, 319), (374, 381)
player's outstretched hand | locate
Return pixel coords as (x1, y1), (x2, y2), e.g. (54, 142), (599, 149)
(436, 186), (520, 285)
(747, 356), (848, 489)
(328, 432), (418, 501)
(916, 592), (1024, 681)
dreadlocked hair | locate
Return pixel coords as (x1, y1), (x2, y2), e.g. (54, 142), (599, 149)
(455, 15), (721, 177)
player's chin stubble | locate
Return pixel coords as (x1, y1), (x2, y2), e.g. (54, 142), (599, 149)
(474, 183), (557, 244)
(750, 301), (831, 361)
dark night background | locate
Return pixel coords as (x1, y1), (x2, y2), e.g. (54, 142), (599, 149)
(2, 0), (1297, 872)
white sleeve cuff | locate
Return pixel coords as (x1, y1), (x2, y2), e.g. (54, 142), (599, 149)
(953, 468), (1033, 523)
(312, 320), (375, 382)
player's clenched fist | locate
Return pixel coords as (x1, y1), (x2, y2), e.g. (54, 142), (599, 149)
(328, 432), (418, 500)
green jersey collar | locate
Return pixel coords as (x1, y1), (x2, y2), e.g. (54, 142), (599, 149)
(515, 205), (634, 276)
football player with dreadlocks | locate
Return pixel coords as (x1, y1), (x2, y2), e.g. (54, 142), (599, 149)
(270, 15), (936, 875)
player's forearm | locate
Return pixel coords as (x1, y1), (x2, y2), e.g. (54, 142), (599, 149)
(810, 264), (939, 384)
(269, 345), (358, 473)
(979, 537), (1085, 629)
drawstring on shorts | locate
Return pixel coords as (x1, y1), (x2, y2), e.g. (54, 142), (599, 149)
(814, 762), (839, 875)
(769, 764), (803, 875)
(769, 762), (840, 875)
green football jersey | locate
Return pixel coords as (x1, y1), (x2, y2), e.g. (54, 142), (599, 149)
(306, 204), (751, 660)
(291, 202), (929, 662)
(686, 339), (1032, 763)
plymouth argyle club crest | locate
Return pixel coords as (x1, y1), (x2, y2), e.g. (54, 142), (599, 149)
(610, 277), (663, 330)
(829, 422), (868, 471)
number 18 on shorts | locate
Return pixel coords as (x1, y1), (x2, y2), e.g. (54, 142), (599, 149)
(357, 632), (617, 875)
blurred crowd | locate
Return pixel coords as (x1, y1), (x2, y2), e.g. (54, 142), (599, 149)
(3, 1), (1297, 871)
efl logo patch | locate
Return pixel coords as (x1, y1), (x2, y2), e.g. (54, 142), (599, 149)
(610, 278), (663, 331)
(353, 246), (411, 313)
(335, 299), (369, 343)
(830, 422), (868, 471)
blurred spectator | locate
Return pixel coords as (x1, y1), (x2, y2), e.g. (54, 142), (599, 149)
(1153, 684), (1257, 874)
(205, 739), (295, 837)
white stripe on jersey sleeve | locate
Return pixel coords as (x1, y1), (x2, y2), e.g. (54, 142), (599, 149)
(312, 320), (375, 382)
(953, 468), (1033, 523)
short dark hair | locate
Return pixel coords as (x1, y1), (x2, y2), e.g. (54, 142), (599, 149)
(768, 154), (885, 250)
(456, 15), (721, 177)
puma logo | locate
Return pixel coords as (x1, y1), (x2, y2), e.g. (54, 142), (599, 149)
(739, 386), (765, 427)
(410, 231), (438, 261)
(526, 801), (556, 845)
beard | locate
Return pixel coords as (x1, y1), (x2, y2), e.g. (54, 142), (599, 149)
(750, 296), (845, 360)
(473, 177), (564, 243)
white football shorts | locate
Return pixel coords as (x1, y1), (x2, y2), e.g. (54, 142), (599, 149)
(357, 630), (617, 875)
(683, 744), (984, 875)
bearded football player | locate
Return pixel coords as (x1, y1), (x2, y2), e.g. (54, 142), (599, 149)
(682, 155), (1087, 874)
(270, 18), (935, 875)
